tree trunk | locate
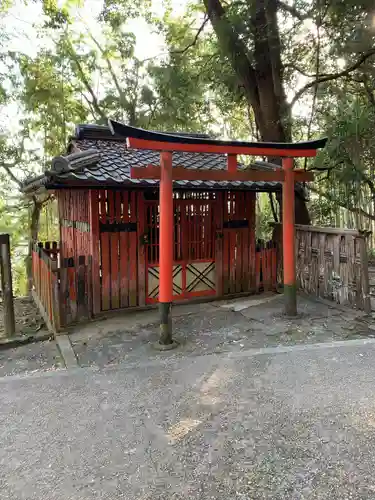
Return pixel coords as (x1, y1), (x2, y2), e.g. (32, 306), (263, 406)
(204, 0), (311, 224)
(25, 198), (42, 293)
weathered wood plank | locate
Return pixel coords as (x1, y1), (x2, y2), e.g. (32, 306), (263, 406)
(128, 191), (138, 307)
(222, 192), (230, 295)
(215, 192), (223, 297)
(296, 226), (371, 312)
(137, 191), (146, 307)
(109, 191), (120, 309)
(89, 190), (101, 315)
(100, 190), (110, 311)
(0, 234), (15, 336)
(295, 225), (362, 236)
(241, 193), (249, 292)
(120, 190), (129, 308)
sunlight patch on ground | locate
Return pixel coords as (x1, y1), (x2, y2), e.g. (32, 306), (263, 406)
(352, 408), (375, 430)
(199, 367), (233, 405)
(167, 418), (202, 443)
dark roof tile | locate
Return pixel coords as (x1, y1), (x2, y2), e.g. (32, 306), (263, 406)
(22, 134), (305, 195)
(50, 138), (284, 192)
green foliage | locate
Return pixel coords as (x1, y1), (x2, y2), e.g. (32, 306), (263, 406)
(308, 195), (338, 227)
(100, 0), (151, 27)
(256, 194), (274, 241)
(37, 202), (59, 242)
(148, 7), (255, 137)
(313, 92), (375, 216)
(19, 48), (88, 158)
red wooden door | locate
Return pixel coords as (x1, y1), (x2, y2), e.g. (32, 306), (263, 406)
(220, 191), (277, 295)
(221, 191), (256, 295)
(98, 189), (140, 311)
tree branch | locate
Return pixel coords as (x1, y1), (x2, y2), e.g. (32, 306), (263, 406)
(269, 192), (278, 222)
(304, 12), (322, 170)
(360, 76), (375, 108)
(0, 162), (22, 188)
(307, 162), (340, 172)
(266, 0), (291, 140)
(310, 185), (375, 221)
(0, 136), (25, 189)
(358, 170), (375, 199)
(172, 16), (209, 54)
(81, 93), (101, 121)
(66, 42), (107, 122)
(291, 48), (375, 107)
(284, 63), (331, 79)
(86, 31), (128, 111)
(203, 0), (262, 126)
(277, 0), (312, 21)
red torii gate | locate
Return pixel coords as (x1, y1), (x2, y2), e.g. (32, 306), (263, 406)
(110, 120), (327, 348)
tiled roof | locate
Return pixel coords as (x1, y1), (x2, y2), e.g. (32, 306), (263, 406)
(22, 124), (305, 194)
(57, 138), (283, 191)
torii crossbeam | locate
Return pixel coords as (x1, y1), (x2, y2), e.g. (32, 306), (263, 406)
(109, 120), (327, 347)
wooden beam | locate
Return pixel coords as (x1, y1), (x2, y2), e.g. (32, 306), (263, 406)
(127, 137), (319, 158)
(295, 225), (362, 236)
(130, 166), (314, 183)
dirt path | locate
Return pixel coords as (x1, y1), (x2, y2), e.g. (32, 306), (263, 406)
(0, 296), (48, 339)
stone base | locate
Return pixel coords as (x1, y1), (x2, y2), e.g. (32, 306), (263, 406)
(152, 340), (179, 351)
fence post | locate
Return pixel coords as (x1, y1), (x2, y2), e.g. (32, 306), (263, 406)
(0, 234), (15, 336)
(359, 236), (371, 314)
(37, 242), (43, 294)
(87, 256), (93, 319)
(50, 261), (61, 333)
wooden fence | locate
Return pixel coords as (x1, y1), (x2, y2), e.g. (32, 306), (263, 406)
(0, 233), (15, 336)
(32, 241), (92, 333)
(296, 225), (371, 312)
(32, 242), (60, 332)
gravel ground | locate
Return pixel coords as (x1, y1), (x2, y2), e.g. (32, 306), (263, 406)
(1, 294), (373, 378)
(0, 340), (63, 377)
(71, 306), (248, 368)
(71, 295), (374, 369)
(2, 341), (375, 498)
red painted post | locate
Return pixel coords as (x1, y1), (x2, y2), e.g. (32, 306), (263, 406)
(159, 151), (174, 345)
(227, 154), (237, 173)
(282, 157), (297, 315)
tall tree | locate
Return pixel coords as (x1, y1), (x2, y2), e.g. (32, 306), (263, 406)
(201, 0), (375, 223)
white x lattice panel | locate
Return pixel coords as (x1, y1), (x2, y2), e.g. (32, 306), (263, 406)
(147, 265), (183, 299)
(186, 262), (215, 293)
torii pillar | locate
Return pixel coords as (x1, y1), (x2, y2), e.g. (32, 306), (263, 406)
(158, 151), (174, 345)
(282, 158), (297, 316)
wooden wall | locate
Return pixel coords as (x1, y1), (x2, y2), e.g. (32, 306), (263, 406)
(57, 190), (92, 324)
(296, 225), (371, 312)
(58, 190), (90, 260)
